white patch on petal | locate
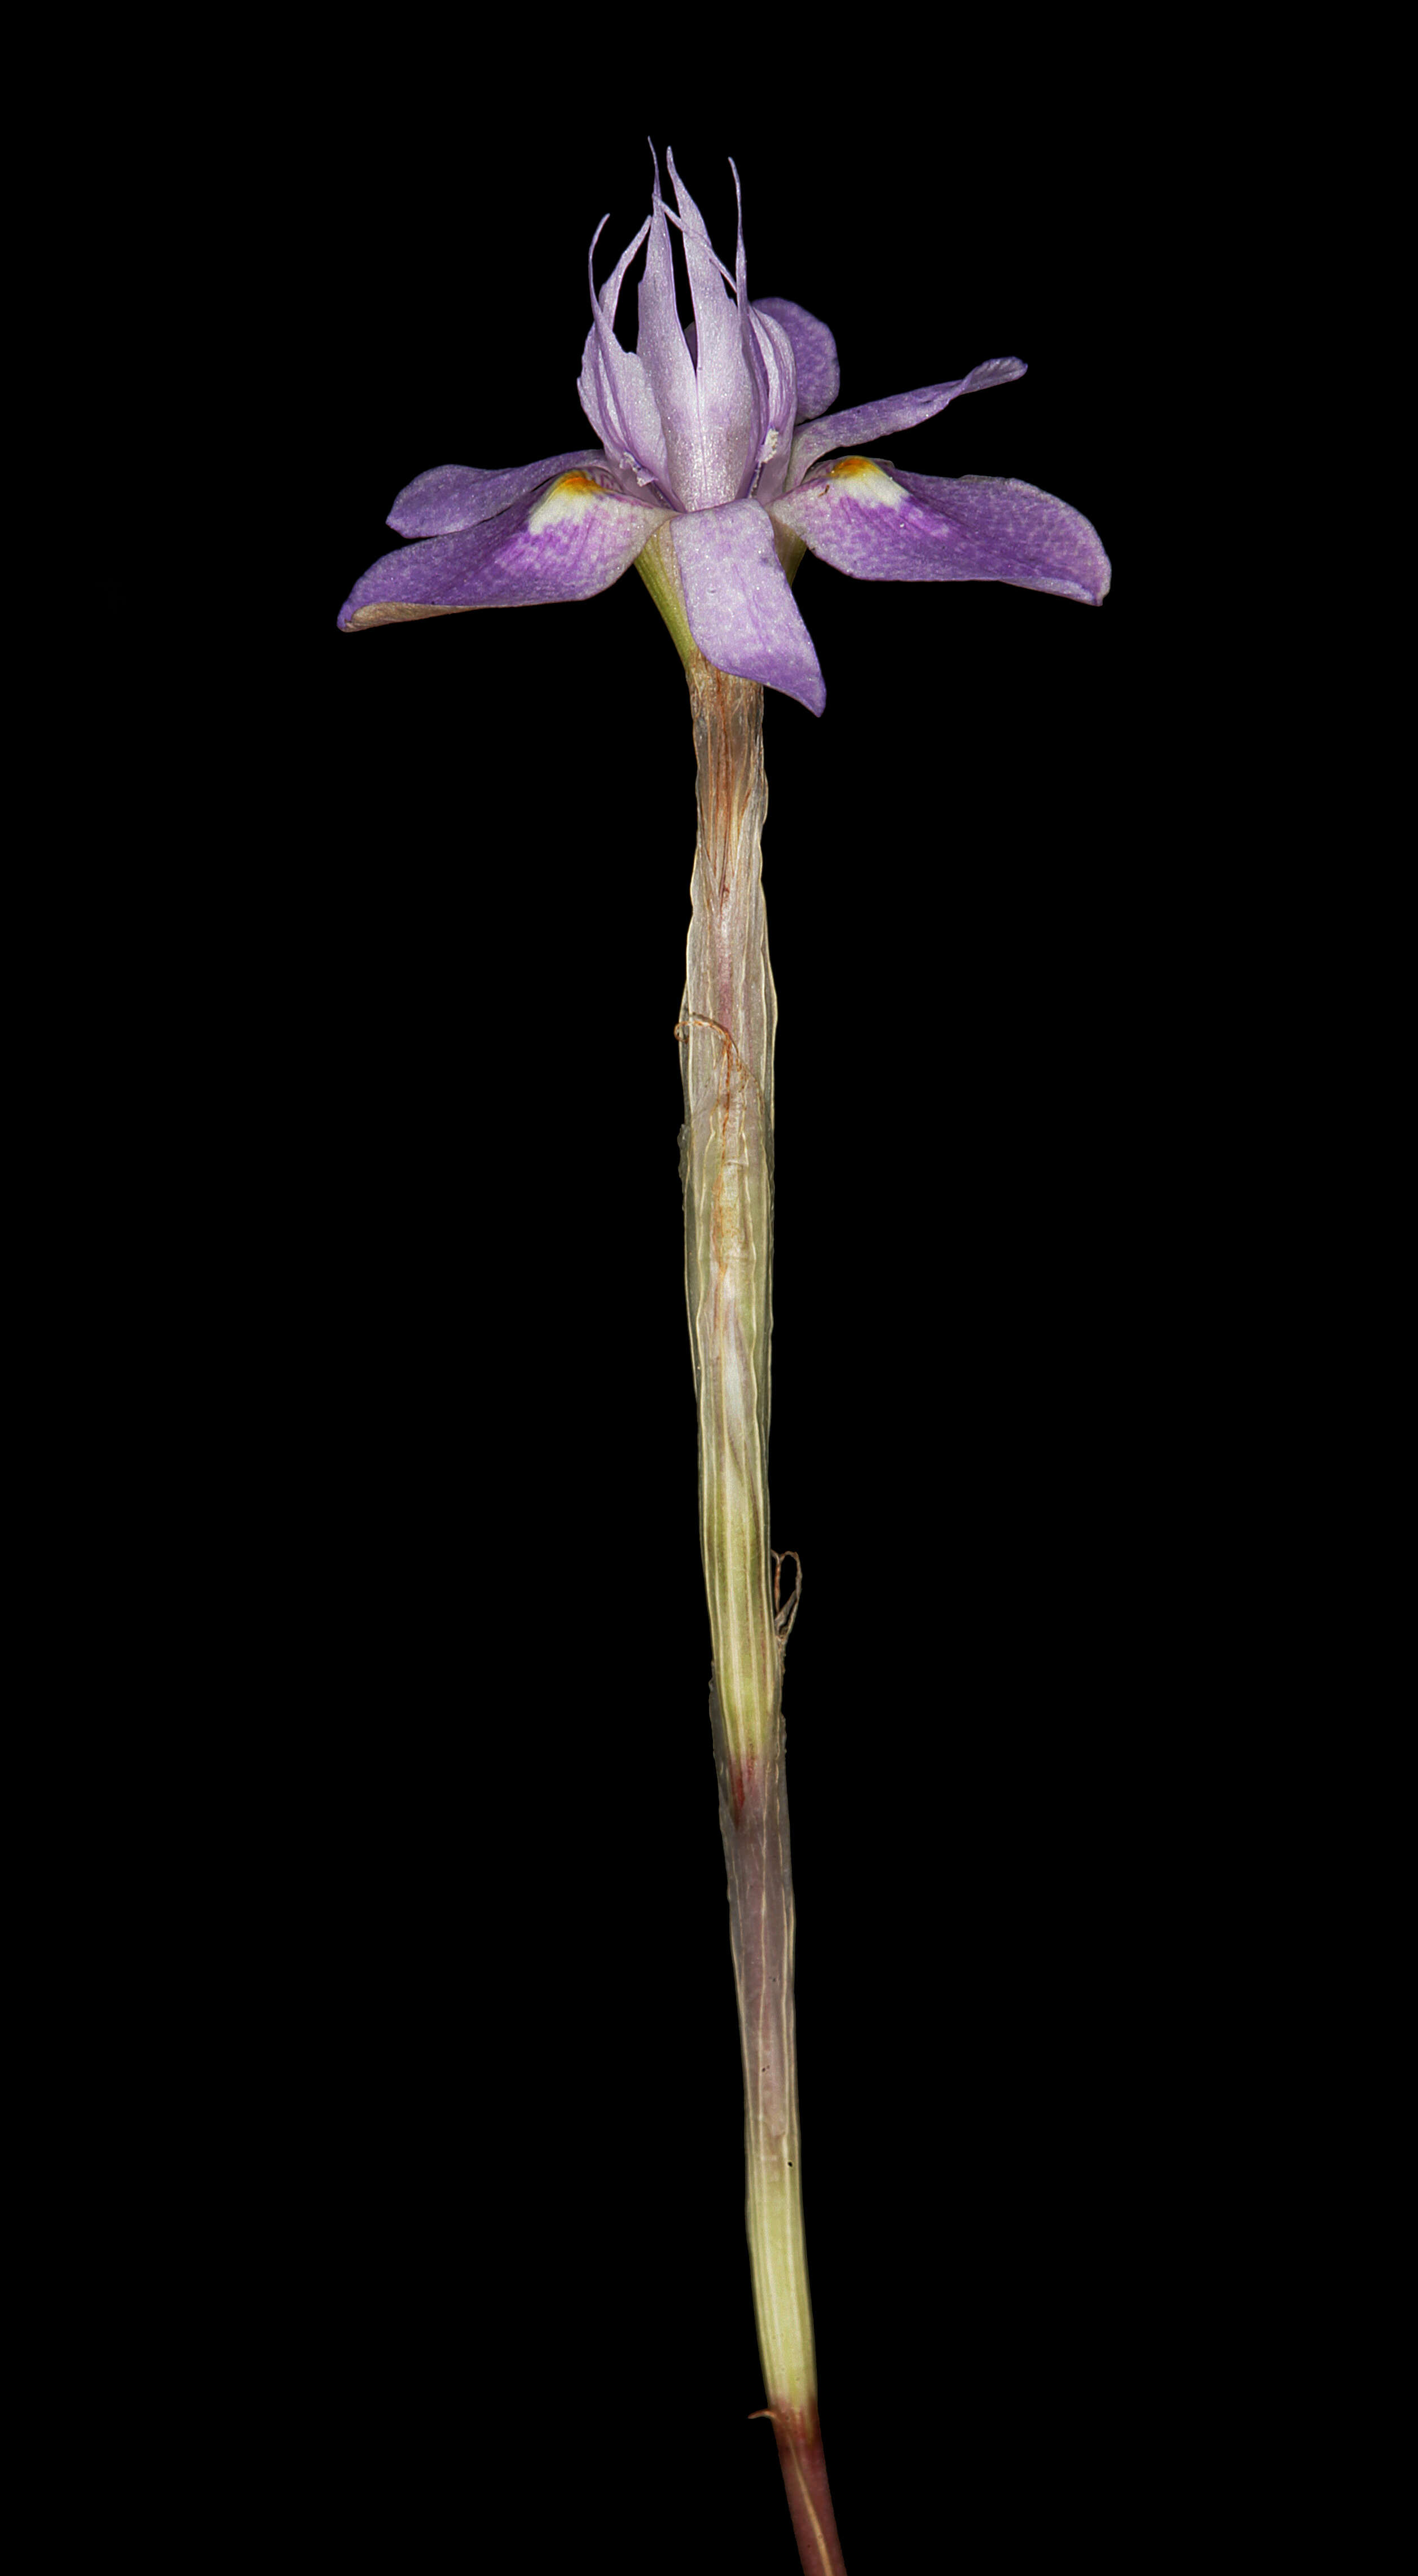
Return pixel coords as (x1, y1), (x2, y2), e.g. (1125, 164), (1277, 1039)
(527, 471), (610, 534)
(825, 456), (907, 509)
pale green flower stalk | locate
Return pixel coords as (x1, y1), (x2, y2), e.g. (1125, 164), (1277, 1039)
(337, 143), (1109, 2576)
(640, 525), (843, 2570)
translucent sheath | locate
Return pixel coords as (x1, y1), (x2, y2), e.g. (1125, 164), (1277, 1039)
(674, 640), (848, 2576)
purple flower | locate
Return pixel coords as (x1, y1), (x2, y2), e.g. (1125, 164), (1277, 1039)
(336, 147), (1109, 715)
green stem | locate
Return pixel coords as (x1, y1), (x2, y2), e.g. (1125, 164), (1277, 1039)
(671, 622), (848, 2576)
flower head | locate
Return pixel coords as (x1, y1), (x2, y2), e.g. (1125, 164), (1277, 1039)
(337, 146), (1109, 714)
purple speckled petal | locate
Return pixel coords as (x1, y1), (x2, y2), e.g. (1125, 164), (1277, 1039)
(337, 471), (671, 632)
(752, 298), (839, 421)
(746, 306), (798, 505)
(576, 212), (670, 494)
(665, 149), (755, 508)
(387, 451), (615, 537)
(634, 145), (700, 515)
(787, 357), (1027, 486)
(768, 457), (1109, 605)
(730, 160), (772, 504)
(671, 500), (826, 715)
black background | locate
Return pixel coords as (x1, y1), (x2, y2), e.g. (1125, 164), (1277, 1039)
(209, 85), (1257, 2574)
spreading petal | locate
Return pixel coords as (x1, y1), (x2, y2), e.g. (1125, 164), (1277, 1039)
(387, 451), (615, 537)
(768, 458), (1110, 605)
(671, 500), (826, 714)
(787, 357), (1026, 486)
(338, 471), (671, 631)
(752, 298), (840, 420)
